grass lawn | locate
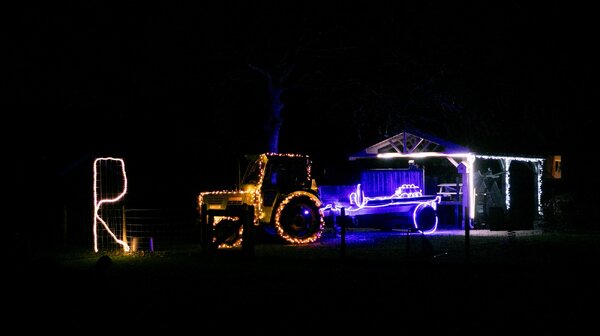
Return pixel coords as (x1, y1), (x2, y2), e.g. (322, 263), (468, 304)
(7, 228), (600, 332)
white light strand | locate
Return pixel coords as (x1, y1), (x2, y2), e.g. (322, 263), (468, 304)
(537, 161), (544, 215)
(504, 158), (512, 210)
(93, 157), (130, 253)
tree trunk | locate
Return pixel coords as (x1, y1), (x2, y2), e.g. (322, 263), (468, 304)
(267, 85), (284, 153)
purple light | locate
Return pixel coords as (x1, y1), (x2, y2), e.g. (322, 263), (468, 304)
(322, 183), (441, 233)
(412, 200), (439, 234)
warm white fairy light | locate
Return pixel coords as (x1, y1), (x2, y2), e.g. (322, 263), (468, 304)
(264, 152), (308, 158)
(93, 157), (130, 253)
(213, 216), (243, 248)
(273, 191), (324, 244)
(197, 164), (266, 246)
(197, 191), (253, 247)
(198, 153), (323, 246)
(254, 154), (267, 222)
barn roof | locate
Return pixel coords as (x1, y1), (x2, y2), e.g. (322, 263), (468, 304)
(348, 129), (471, 160)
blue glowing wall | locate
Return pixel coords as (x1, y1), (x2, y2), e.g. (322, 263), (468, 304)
(360, 169), (424, 197)
(319, 169), (425, 206)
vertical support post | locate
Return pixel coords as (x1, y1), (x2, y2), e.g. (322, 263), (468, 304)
(406, 229), (411, 257)
(465, 206), (470, 264)
(207, 213), (215, 252)
(340, 207), (346, 259)
(457, 161), (471, 264)
(63, 204), (68, 245)
(242, 205), (255, 259)
(456, 176), (461, 229)
(200, 203), (208, 253)
(122, 205), (128, 244)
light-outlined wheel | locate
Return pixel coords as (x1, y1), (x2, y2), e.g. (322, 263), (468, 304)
(273, 191), (324, 244)
(413, 204), (438, 234)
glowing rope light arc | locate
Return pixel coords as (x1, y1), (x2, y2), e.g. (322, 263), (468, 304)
(412, 200), (439, 234)
(93, 157), (130, 253)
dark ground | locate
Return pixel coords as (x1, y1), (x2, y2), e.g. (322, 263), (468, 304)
(8, 228), (600, 334)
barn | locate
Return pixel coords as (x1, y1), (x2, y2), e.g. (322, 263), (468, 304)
(320, 129), (550, 232)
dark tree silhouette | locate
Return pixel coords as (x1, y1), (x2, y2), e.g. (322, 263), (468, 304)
(247, 63), (294, 153)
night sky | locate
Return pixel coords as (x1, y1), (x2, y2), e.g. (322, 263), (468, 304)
(4, 1), (596, 209)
